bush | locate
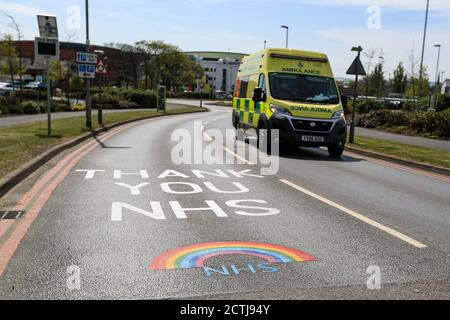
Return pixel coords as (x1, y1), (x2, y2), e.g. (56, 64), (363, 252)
(21, 89), (44, 100)
(402, 100), (417, 112)
(117, 100), (139, 109)
(0, 96), (7, 115)
(436, 94), (450, 112)
(92, 93), (121, 109)
(355, 100), (385, 114)
(382, 110), (410, 127)
(7, 104), (24, 115)
(125, 90), (157, 108)
(20, 101), (42, 114)
(409, 112), (450, 137)
(357, 110), (389, 128)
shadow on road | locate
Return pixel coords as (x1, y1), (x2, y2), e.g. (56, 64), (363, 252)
(92, 134), (132, 150)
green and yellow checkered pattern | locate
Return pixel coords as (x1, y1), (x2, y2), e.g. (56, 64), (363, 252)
(233, 98), (268, 128)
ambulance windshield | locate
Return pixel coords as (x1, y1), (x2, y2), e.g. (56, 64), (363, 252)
(269, 73), (339, 104)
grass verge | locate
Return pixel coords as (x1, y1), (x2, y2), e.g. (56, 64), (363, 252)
(349, 136), (450, 169)
(0, 107), (204, 180)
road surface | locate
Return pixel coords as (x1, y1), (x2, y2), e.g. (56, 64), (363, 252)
(0, 104), (449, 300)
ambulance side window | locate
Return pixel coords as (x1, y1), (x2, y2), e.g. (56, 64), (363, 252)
(258, 74), (266, 92)
(239, 76), (250, 98)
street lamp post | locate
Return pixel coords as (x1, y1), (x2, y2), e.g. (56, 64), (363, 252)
(432, 44), (442, 110)
(418, 0), (430, 108)
(85, 0), (92, 129)
(434, 45), (442, 85)
(377, 56), (384, 103)
(281, 25), (289, 49)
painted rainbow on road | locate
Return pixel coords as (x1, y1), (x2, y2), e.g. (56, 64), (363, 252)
(150, 242), (316, 270)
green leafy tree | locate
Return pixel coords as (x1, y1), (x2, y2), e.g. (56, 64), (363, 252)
(392, 62), (408, 94)
(0, 33), (21, 87)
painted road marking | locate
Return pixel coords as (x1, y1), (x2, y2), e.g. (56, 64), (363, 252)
(0, 116), (177, 277)
(201, 116), (255, 165)
(150, 241), (316, 270)
(0, 221), (14, 238)
(223, 147), (255, 166)
(280, 179), (428, 249)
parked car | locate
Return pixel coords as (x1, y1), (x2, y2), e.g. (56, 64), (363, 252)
(0, 82), (20, 96)
(24, 81), (46, 90)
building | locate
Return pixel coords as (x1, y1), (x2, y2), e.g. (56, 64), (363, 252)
(0, 40), (120, 82)
(442, 79), (450, 94)
(186, 51), (248, 95)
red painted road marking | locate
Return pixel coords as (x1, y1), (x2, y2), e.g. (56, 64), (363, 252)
(0, 118), (161, 276)
(0, 221), (14, 238)
(345, 151), (450, 184)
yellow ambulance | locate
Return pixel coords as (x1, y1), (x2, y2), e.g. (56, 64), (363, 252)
(232, 48), (348, 157)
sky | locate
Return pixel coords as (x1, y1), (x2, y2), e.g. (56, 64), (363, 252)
(0, 0), (449, 79)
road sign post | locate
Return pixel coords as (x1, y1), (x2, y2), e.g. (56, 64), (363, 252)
(37, 15), (59, 137)
(95, 56), (109, 125)
(76, 51), (97, 128)
(346, 46), (366, 144)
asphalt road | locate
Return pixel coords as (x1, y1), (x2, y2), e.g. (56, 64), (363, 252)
(0, 104), (449, 300)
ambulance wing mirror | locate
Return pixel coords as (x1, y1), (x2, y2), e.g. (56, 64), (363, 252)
(252, 87), (266, 102)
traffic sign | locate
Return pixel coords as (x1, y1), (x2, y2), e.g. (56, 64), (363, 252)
(77, 52), (98, 64)
(37, 15), (58, 39)
(78, 64), (96, 79)
(346, 57), (366, 76)
(35, 37), (59, 61)
(96, 59), (109, 75)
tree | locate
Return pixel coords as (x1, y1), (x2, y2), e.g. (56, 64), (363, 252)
(405, 46), (430, 110)
(362, 49), (377, 101)
(392, 62), (408, 94)
(70, 76), (84, 103)
(4, 13), (24, 96)
(0, 33), (20, 88)
(50, 60), (70, 105)
(108, 43), (141, 89)
(364, 62), (385, 98)
(160, 48), (203, 91)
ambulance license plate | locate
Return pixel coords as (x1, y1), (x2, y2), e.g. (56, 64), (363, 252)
(301, 136), (325, 143)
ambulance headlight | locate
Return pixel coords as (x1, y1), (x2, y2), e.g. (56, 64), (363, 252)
(270, 104), (292, 116)
(332, 110), (345, 119)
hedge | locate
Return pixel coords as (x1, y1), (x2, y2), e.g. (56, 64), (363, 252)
(357, 110), (450, 138)
(91, 89), (157, 109)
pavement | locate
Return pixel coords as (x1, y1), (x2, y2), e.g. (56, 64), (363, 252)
(0, 102), (449, 300)
(354, 126), (450, 152)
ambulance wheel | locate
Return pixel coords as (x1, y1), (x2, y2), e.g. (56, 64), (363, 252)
(257, 121), (272, 155)
(328, 144), (345, 158)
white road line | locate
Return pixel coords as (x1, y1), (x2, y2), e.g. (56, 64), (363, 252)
(223, 147), (255, 166)
(203, 132), (213, 142)
(202, 116), (256, 165)
(280, 179), (428, 249)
